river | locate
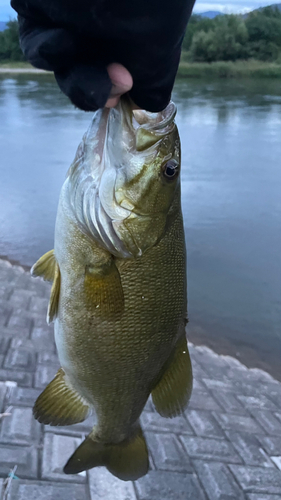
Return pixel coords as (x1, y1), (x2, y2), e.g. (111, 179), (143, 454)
(0, 74), (280, 379)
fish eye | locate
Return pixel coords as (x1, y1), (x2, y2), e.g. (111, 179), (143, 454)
(162, 159), (179, 181)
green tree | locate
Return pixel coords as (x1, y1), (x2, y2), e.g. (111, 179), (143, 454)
(183, 7), (281, 63)
(182, 14), (214, 52)
(0, 20), (24, 61)
(190, 15), (248, 62)
(245, 6), (281, 60)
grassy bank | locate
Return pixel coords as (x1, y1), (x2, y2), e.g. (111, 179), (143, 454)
(177, 59), (281, 78)
(0, 61), (34, 69)
(0, 61), (48, 73)
(1, 59), (281, 78)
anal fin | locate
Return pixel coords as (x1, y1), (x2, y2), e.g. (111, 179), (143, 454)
(151, 335), (193, 417)
(64, 424), (149, 481)
(33, 368), (89, 426)
(31, 250), (56, 282)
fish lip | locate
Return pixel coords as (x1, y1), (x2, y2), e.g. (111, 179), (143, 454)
(121, 97), (177, 141)
(132, 101), (177, 132)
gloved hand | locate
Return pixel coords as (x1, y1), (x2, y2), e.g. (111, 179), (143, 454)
(11, 0), (195, 112)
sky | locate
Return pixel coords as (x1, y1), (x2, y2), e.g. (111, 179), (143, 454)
(0, 0), (281, 20)
(193, 0), (281, 14)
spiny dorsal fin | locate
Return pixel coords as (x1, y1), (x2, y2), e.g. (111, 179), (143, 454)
(33, 368), (89, 426)
(47, 262), (61, 324)
(31, 250), (56, 282)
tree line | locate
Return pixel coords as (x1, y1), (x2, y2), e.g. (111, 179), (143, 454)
(183, 6), (281, 62)
(1, 6), (281, 63)
(0, 20), (23, 61)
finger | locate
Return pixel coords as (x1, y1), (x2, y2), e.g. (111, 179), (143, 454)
(105, 63), (133, 108)
(105, 95), (121, 108)
(107, 63), (133, 93)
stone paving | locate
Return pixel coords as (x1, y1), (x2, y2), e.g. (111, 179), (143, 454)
(0, 257), (281, 500)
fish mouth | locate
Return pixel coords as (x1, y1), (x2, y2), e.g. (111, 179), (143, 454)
(132, 101), (176, 131)
(67, 98), (177, 258)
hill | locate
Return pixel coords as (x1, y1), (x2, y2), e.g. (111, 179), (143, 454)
(198, 3), (281, 19)
(197, 11), (222, 18)
(258, 2), (281, 11)
(243, 2), (281, 16)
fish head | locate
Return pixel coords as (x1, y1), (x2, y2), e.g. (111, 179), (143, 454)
(67, 98), (181, 258)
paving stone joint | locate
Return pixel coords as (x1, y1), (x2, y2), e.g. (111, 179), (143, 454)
(0, 258), (280, 500)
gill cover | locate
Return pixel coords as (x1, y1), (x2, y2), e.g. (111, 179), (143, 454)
(66, 98), (180, 258)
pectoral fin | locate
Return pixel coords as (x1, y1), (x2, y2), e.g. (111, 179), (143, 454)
(47, 262), (61, 324)
(33, 368), (89, 426)
(151, 335), (193, 417)
(84, 260), (124, 318)
(31, 250), (56, 282)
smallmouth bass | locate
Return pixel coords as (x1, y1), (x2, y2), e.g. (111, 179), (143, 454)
(31, 97), (193, 481)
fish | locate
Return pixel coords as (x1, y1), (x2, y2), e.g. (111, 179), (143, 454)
(31, 96), (193, 481)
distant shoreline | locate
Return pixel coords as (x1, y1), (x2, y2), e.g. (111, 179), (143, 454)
(177, 59), (281, 78)
(1, 60), (281, 78)
(0, 65), (48, 74)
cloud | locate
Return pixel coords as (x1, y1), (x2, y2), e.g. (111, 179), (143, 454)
(193, 0), (281, 13)
(0, 1), (16, 21)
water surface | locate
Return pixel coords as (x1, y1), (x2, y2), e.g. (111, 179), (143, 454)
(0, 75), (280, 379)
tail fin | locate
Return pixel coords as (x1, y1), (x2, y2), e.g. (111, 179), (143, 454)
(63, 425), (149, 481)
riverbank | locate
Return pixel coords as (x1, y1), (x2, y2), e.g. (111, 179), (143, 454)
(1, 60), (281, 78)
(0, 61), (46, 73)
(177, 59), (281, 78)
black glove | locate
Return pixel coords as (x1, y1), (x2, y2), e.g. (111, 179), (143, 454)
(11, 0), (195, 112)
